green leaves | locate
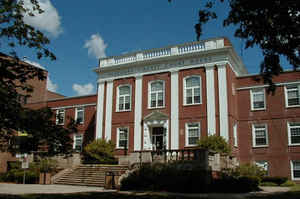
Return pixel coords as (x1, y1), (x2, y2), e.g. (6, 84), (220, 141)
(197, 135), (231, 155)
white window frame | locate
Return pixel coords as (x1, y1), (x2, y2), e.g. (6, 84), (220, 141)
(185, 122), (201, 147)
(73, 134), (83, 152)
(148, 80), (165, 109)
(255, 160), (269, 175)
(183, 75), (202, 105)
(250, 88), (266, 110)
(285, 84), (300, 108)
(56, 109), (65, 125)
(75, 107), (84, 124)
(117, 127), (129, 149)
(252, 124), (268, 147)
(116, 84), (132, 112)
(233, 123), (238, 147)
(290, 160), (300, 180)
(287, 122), (300, 146)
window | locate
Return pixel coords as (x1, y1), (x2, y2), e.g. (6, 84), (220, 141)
(291, 160), (300, 180)
(255, 161), (269, 175)
(252, 124), (268, 147)
(185, 123), (200, 146)
(288, 122), (300, 145)
(75, 107), (84, 124)
(117, 127), (128, 149)
(149, 81), (164, 108)
(56, 109), (65, 125)
(285, 84), (300, 107)
(73, 134), (83, 152)
(117, 85), (131, 111)
(250, 89), (265, 110)
(233, 124), (238, 147)
(184, 76), (201, 105)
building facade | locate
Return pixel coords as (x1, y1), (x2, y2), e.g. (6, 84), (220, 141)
(94, 37), (300, 180)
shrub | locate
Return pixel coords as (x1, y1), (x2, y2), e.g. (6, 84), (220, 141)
(234, 163), (266, 179)
(280, 180), (296, 187)
(261, 176), (288, 185)
(82, 139), (117, 164)
(38, 158), (58, 173)
(197, 135), (231, 155)
(260, 182), (278, 186)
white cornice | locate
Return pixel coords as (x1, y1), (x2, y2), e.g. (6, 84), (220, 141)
(237, 81), (300, 90)
(51, 103), (96, 110)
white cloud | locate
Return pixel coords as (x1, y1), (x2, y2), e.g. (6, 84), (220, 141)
(47, 76), (58, 92)
(72, 83), (94, 96)
(84, 33), (107, 59)
(22, 0), (62, 37)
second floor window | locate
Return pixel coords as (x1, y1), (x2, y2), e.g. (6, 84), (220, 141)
(288, 122), (300, 145)
(117, 85), (131, 111)
(149, 81), (164, 108)
(75, 107), (84, 124)
(286, 84), (300, 107)
(184, 76), (201, 105)
(56, 109), (65, 125)
(252, 124), (268, 147)
(251, 88), (265, 110)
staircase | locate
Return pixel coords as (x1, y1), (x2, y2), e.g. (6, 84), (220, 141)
(53, 164), (128, 187)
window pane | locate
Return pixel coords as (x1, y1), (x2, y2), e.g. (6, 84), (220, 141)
(189, 137), (198, 145)
(186, 77), (200, 88)
(151, 82), (163, 91)
(119, 86), (130, 95)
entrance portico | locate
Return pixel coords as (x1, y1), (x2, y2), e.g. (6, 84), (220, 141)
(143, 111), (169, 151)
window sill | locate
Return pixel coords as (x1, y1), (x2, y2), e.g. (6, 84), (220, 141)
(116, 147), (128, 150)
(148, 106), (165, 110)
(252, 145), (268, 148)
(288, 144), (300, 146)
(184, 145), (198, 148)
(116, 110), (131, 113)
(251, 108), (266, 111)
(286, 105), (300, 108)
(183, 103), (202, 107)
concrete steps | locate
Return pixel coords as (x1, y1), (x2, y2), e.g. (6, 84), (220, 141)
(53, 164), (128, 187)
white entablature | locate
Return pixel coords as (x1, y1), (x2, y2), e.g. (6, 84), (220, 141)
(94, 37), (248, 82)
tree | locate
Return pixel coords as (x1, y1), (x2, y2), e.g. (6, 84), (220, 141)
(0, 1), (74, 155)
(169, 0), (300, 91)
(197, 135), (231, 155)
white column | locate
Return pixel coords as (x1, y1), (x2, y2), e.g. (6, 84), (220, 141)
(134, 75), (142, 151)
(206, 66), (216, 135)
(95, 82), (105, 139)
(105, 80), (113, 140)
(218, 65), (229, 141)
(170, 70), (179, 150)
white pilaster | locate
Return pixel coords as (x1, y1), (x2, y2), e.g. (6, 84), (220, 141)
(134, 75), (142, 151)
(205, 66), (216, 135)
(105, 80), (113, 140)
(170, 70), (179, 150)
(96, 82), (105, 139)
(218, 65), (229, 141)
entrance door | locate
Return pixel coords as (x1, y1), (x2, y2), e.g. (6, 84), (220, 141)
(152, 127), (164, 150)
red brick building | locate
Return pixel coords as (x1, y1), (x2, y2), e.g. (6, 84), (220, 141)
(94, 37), (300, 180)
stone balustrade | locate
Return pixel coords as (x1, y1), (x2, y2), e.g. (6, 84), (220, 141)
(99, 38), (225, 68)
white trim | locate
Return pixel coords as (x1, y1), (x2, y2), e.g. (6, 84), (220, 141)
(116, 127), (129, 149)
(183, 75), (202, 106)
(218, 65), (229, 141)
(233, 123), (238, 147)
(185, 122), (201, 147)
(250, 88), (266, 111)
(252, 124), (269, 147)
(105, 81), (113, 140)
(206, 66), (216, 135)
(291, 160), (300, 180)
(75, 107), (84, 124)
(287, 122), (300, 146)
(171, 70), (179, 150)
(134, 75), (142, 151)
(96, 83), (105, 139)
(148, 80), (165, 109)
(73, 134), (83, 152)
(237, 81), (300, 91)
(284, 84), (300, 108)
(51, 103), (96, 110)
(116, 84), (132, 112)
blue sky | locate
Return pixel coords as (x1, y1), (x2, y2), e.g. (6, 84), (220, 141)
(3, 0), (287, 97)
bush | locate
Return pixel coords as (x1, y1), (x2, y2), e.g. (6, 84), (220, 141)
(234, 163), (266, 179)
(260, 182), (278, 186)
(280, 180), (296, 187)
(121, 162), (211, 193)
(38, 158), (58, 173)
(197, 135), (231, 155)
(82, 139), (117, 164)
(261, 176), (288, 185)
